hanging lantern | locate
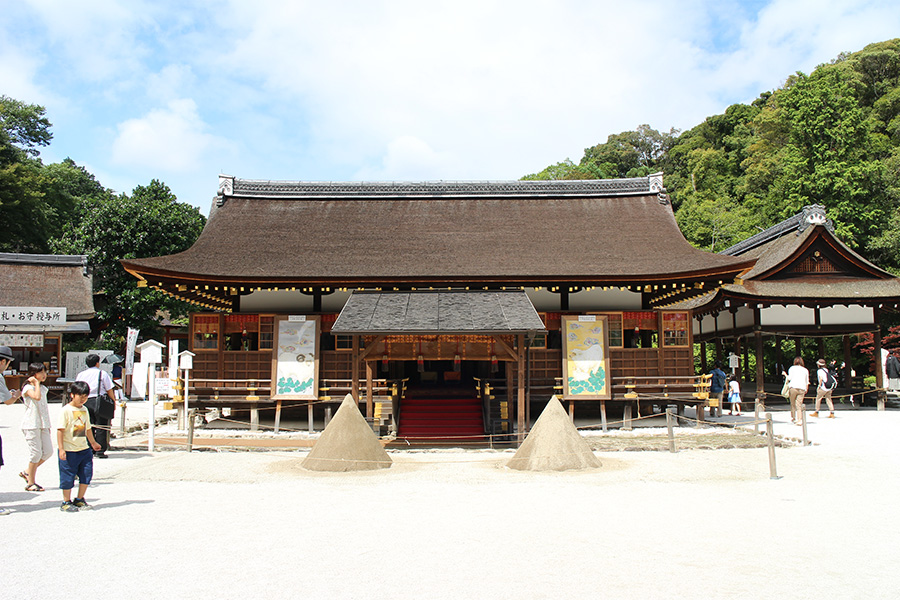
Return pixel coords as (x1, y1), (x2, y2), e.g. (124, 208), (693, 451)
(381, 354), (389, 372)
(453, 339), (461, 372)
(417, 354), (425, 372)
(490, 339), (498, 372)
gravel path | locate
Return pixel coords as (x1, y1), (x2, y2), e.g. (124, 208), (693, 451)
(1, 402), (897, 599)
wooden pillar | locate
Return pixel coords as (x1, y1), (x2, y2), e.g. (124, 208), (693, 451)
(755, 330), (765, 399)
(274, 399), (283, 433)
(843, 335), (852, 388)
(776, 335), (783, 375)
(351, 334), (361, 409)
(366, 360), (374, 421)
(698, 315), (707, 373)
(313, 290), (322, 313)
(517, 334), (526, 443)
(874, 306), (885, 411)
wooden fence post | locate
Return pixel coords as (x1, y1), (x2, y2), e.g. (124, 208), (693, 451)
(666, 408), (676, 453)
(187, 409), (196, 453)
(766, 413), (779, 479)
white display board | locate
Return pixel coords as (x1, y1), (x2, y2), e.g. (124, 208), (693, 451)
(65, 350), (114, 379)
(270, 316), (319, 399)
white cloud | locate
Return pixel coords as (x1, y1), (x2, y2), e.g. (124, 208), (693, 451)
(353, 136), (459, 181)
(111, 99), (234, 172)
(5, 0), (900, 211)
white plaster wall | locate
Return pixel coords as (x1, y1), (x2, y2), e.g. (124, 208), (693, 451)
(735, 305), (755, 329)
(240, 290), (313, 313)
(761, 305), (815, 326)
(820, 305), (874, 326)
(525, 287), (642, 312)
(569, 288), (642, 311)
(524, 288), (560, 312)
(321, 290), (352, 313)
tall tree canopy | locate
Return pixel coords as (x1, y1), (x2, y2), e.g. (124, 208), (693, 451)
(0, 95), (53, 252)
(51, 180), (206, 343)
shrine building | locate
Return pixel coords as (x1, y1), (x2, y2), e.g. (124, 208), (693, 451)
(122, 173), (755, 439)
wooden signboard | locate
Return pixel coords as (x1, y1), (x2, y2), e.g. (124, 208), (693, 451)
(270, 315), (320, 399)
(562, 314), (611, 400)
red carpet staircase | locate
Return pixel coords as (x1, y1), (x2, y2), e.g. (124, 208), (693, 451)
(398, 388), (486, 445)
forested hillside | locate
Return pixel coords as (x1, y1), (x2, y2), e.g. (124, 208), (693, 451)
(524, 39), (900, 272)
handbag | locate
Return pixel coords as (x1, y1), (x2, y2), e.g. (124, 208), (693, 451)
(780, 377), (790, 398)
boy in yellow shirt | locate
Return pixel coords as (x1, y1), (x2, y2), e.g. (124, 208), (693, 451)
(57, 381), (101, 512)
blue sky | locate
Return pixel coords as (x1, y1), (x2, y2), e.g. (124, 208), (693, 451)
(2, 0), (899, 214)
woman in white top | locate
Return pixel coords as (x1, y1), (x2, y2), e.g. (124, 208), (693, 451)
(20, 362), (52, 491)
(784, 356), (810, 425)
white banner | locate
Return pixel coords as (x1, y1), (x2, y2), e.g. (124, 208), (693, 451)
(125, 327), (139, 376)
(0, 307), (66, 325)
(167, 339), (179, 398)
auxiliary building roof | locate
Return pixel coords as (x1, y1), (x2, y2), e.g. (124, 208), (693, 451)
(0, 253), (95, 321)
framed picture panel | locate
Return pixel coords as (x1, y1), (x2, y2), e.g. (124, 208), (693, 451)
(562, 314), (611, 400)
(270, 315), (320, 400)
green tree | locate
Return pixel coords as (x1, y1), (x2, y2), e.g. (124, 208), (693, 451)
(0, 96), (53, 252)
(50, 180), (206, 343)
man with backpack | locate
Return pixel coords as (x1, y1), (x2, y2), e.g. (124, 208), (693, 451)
(812, 358), (837, 418)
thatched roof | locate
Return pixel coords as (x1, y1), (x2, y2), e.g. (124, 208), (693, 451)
(122, 175), (754, 308)
(0, 253), (94, 320)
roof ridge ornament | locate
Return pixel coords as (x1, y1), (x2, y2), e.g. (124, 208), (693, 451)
(216, 174), (235, 207)
(648, 172), (669, 205)
(801, 204), (827, 229)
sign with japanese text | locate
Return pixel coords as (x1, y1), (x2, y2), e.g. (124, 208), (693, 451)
(0, 333), (44, 347)
(0, 307), (67, 325)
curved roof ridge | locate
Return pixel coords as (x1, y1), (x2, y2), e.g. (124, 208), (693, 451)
(720, 204), (833, 256)
(217, 174), (660, 201)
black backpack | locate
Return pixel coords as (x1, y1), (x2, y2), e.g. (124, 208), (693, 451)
(822, 367), (837, 391)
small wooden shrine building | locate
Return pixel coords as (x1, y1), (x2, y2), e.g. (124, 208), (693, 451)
(0, 252), (95, 396)
(686, 205), (900, 408)
(122, 174), (754, 436)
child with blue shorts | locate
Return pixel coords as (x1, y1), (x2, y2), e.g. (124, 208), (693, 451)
(57, 381), (101, 512)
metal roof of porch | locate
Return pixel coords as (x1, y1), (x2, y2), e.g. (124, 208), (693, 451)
(331, 290), (546, 335)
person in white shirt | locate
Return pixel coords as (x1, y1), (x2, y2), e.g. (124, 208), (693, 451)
(813, 358), (837, 418)
(20, 362), (53, 491)
(783, 356), (810, 425)
(75, 354), (117, 458)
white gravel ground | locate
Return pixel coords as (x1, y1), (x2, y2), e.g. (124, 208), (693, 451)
(1, 401), (898, 600)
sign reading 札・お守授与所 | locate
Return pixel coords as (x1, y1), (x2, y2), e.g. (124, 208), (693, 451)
(562, 314), (610, 400)
(271, 316), (319, 399)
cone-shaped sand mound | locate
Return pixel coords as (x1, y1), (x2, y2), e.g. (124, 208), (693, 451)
(302, 394), (392, 471)
(507, 396), (601, 471)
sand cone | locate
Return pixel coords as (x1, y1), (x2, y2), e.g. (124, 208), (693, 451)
(302, 394), (392, 472)
(507, 395), (601, 471)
